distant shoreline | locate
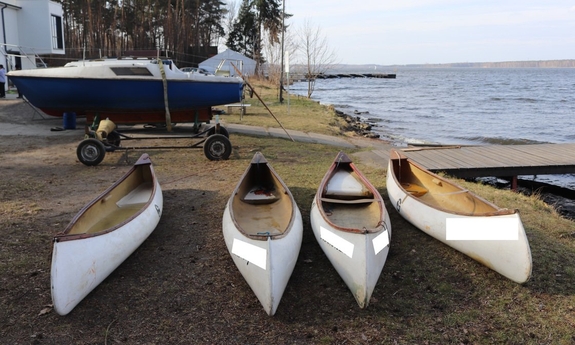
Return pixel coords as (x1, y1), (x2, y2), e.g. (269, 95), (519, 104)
(329, 59), (575, 70)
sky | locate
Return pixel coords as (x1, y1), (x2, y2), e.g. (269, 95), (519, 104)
(283, 0), (575, 65)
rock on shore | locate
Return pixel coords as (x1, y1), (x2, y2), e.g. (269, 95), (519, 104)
(333, 109), (381, 139)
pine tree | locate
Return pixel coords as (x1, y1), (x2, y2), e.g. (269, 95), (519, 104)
(226, 0), (283, 75)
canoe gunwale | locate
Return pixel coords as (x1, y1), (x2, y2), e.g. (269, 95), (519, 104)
(54, 154), (158, 242)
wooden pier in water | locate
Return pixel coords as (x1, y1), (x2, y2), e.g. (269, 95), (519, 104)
(316, 73), (396, 79)
(289, 73), (396, 83)
(372, 143), (575, 190)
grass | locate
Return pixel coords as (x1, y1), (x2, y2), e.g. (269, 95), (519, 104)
(1, 79), (575, 344)
(219, 78), (350, 137)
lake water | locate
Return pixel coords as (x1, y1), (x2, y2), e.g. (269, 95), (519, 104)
(289, 68), (575, 189)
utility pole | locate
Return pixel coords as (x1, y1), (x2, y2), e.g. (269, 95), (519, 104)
(279, 0), (286, 103)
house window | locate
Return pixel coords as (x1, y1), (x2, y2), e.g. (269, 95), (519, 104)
(51, 15), (63, 50)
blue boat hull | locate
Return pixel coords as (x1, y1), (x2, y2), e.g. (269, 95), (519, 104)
(11, 76), (244, 117)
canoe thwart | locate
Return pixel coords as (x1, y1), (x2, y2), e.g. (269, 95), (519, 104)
(320, 197), (377, 204)
(401, 182), (428, 197)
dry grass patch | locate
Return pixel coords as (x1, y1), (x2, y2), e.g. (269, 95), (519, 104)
(220, 78), (348, 137)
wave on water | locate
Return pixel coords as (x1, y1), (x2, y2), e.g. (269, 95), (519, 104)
(459, 136), (548, 145)
(415, 114), (440, 119)
(365, 117), (385, 123)
(516, 97), (538, 103)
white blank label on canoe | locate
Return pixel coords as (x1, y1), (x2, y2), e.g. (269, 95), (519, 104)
(231, 239), (267, 270)
(373, 230), (390, 255)
(446, 218), (519, 241)
(320, 226), (354, 258)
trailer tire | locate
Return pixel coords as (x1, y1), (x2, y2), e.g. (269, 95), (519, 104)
(204, 134), (232, 161)
(77, 139), (106, 166)
(207, 125), (229, 138)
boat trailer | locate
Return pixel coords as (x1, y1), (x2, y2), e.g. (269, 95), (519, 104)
(76, 118), (232, 166)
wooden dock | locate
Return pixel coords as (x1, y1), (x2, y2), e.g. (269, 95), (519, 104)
(398, 144), (575, 179)
(316, 73), (396, 79)
(289, 73), (396, 83)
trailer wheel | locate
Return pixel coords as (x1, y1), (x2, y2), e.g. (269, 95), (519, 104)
(204, 134), (232, 160)
(207, 125), (229, 138)
(77, 139), (106, 166)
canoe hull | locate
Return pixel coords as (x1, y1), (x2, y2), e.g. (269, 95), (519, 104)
(222, 152), (303, 315)
(50, 155), (163, 315)
(311, 151), (391, 308)
(386, 151), (532, 283)
(310, 201), (391, 308)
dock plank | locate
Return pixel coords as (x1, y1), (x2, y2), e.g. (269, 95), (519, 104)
(398, 143), (575, 179)
(465, 146), (534, 166)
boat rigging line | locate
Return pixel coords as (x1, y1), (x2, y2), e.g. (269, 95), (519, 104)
(230, 62), (294, 142)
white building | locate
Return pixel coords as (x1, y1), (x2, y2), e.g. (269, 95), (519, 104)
(0, 0), (64, 73)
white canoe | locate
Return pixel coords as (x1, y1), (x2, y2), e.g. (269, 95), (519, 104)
(386, 149), (532, 283)
(51, 154), (163, 315)
(310, 151), (391, 308)
(222, 152), (303, 316)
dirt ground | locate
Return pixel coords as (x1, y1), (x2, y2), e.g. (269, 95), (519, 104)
(0, 99), (399, 344)
(3, 99), (575, 345)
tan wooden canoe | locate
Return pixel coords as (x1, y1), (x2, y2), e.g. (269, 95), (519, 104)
(386, 149), (532, 283)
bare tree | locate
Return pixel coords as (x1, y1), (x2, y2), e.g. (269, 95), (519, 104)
(263, 29), (296, 84)
(297, 19), (337, 98)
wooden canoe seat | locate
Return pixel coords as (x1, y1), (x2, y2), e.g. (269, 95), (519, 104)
(116, 182), (153, 208)
(321, 197), (376, 204)
(242, 186), (280, 205)
(401, 183), (428, 197)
